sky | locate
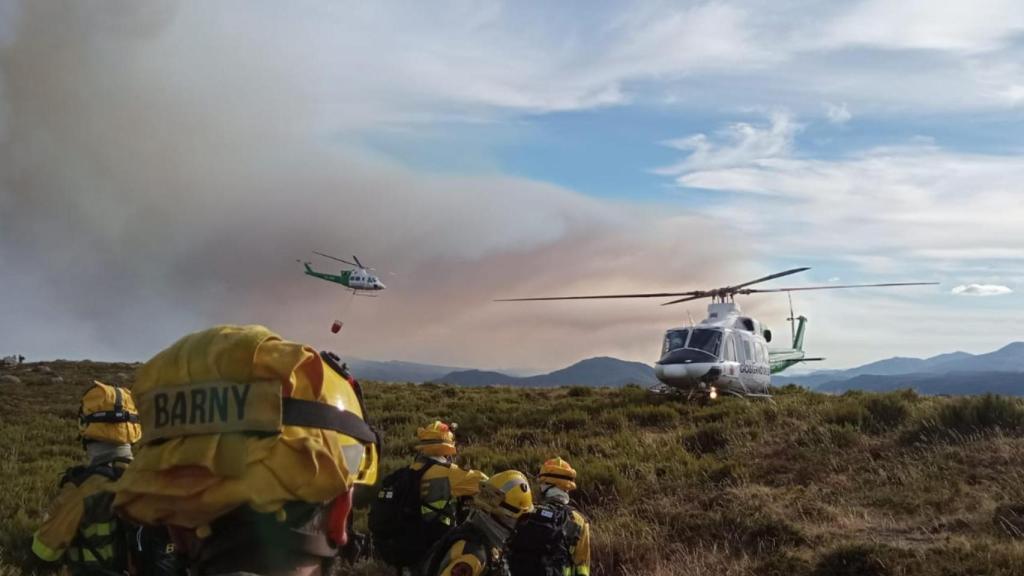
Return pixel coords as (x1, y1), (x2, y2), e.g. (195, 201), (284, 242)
(1, 0), (1022, 372)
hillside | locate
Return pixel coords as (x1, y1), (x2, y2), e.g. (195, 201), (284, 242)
(437, 356), (659, 387)
(816, 371), (1024, 395)
(5, 361), (1024, 575)
(783, 342), (1024, 392)
(345, 357), (466, 383)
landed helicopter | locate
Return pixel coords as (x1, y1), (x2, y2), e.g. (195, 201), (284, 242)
(299, 251), (386, 293)
(497, 267), (936, 399)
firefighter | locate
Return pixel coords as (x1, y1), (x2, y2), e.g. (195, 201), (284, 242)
(32, 381), (142, 574)
(420, 470), (534, 576)
(412, 421), (486, 526)
(507, 457), (591, 576)
(369, 421), (485, 573)
(111, 325), (380, 576)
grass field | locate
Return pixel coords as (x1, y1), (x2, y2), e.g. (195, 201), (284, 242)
(3, 361), (1024, 575)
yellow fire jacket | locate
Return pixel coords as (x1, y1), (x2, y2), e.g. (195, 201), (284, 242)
(32, 461), (129, 570)
(411, 459), (485, 526)
(422, 522), (505, 576)
(566, 509), (591, 576)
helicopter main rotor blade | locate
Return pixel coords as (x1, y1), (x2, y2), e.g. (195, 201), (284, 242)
(353, 255), (366, 269)
(726, 267), (811, 291)
(660, 294), (709, 306)
(740, 281), (938, 294)
(313, 251), (359, 267)
(496, 291), (704, 302)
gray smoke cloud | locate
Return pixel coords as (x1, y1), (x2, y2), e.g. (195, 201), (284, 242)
(0, 1), (761, 369)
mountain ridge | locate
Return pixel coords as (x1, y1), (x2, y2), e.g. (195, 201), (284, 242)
(781, 341), (1024, 392)
(345, 342), (1023, 393)
(438, 356), (659, 388)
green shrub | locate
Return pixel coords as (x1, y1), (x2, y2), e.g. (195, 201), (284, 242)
(575, 460), (631, 504)
(937, 394), (1024, 433)
(822, 400), (868, 428)
(624, 405), (677, 428)
(993, 503), (1024, 538)
(595, 412), (626, 432)
(550, 409), (589, 432)
(567, 386), (593, 398)
(757, 552), (813, 576)
(681, 423), (729, 455)
(863, 393), (912, 431)
(657, 500), (805, 554)
(812, 544), (898, 576)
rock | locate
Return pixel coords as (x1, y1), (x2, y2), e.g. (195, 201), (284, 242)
(50, 376), (65, 385)
(0, 375), (22, 385)
(36, 366), (54, 375)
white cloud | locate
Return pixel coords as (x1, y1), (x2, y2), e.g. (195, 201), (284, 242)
(952, 284), (1014, 296)
(825, 102), (852, 124)
(818, 0), (1024, 54)
(662, 115), (1024, 265)
(0, 0), (1013, 125)
(656, 112), (799, 175)
(913, 248), (1024, 260)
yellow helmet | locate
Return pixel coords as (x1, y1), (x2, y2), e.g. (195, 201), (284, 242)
(79, 381), (142, 445)
(415, 420), (456, 457)
(538, 457), (577, 492)
(112, 325), (378, 529)
(476, 470), (533, 526)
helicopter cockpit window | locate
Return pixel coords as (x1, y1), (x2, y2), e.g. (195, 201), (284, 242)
(688, 329), (723, 356)
(664, 330), (689, 353)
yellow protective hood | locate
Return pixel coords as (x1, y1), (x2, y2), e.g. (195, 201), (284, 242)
(113, 325), (377, 528)
(80, 381), (142, 445)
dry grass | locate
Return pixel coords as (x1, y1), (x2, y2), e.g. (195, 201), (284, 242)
(4, 363), (1024, 574)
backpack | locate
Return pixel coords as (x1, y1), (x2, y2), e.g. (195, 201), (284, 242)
(60, 462), (185, 576)
(129, 525), (187, 576)
(369, 463), (451, 567)
(419, 521), (508, 576)
(506, 502), (577, 576)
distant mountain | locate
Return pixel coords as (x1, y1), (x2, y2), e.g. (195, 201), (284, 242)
(941, 343), (1024, 372)
(437, 356), (659, 388)
(345, 358), (465, 383)
(779, 342), (1024, 393)
(816, 371), (1024, 395)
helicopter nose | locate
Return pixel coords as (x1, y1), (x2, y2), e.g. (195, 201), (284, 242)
(654, 362), (704, 383)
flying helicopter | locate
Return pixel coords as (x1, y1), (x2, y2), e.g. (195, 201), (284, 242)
(496, 267), (937, 399)
(299, 251), (386, 293)
(298, 251), (386, 334)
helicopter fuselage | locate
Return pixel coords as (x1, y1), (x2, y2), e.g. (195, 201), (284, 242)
(654, 303), (781, 398)
(302, 263), (386, 292)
